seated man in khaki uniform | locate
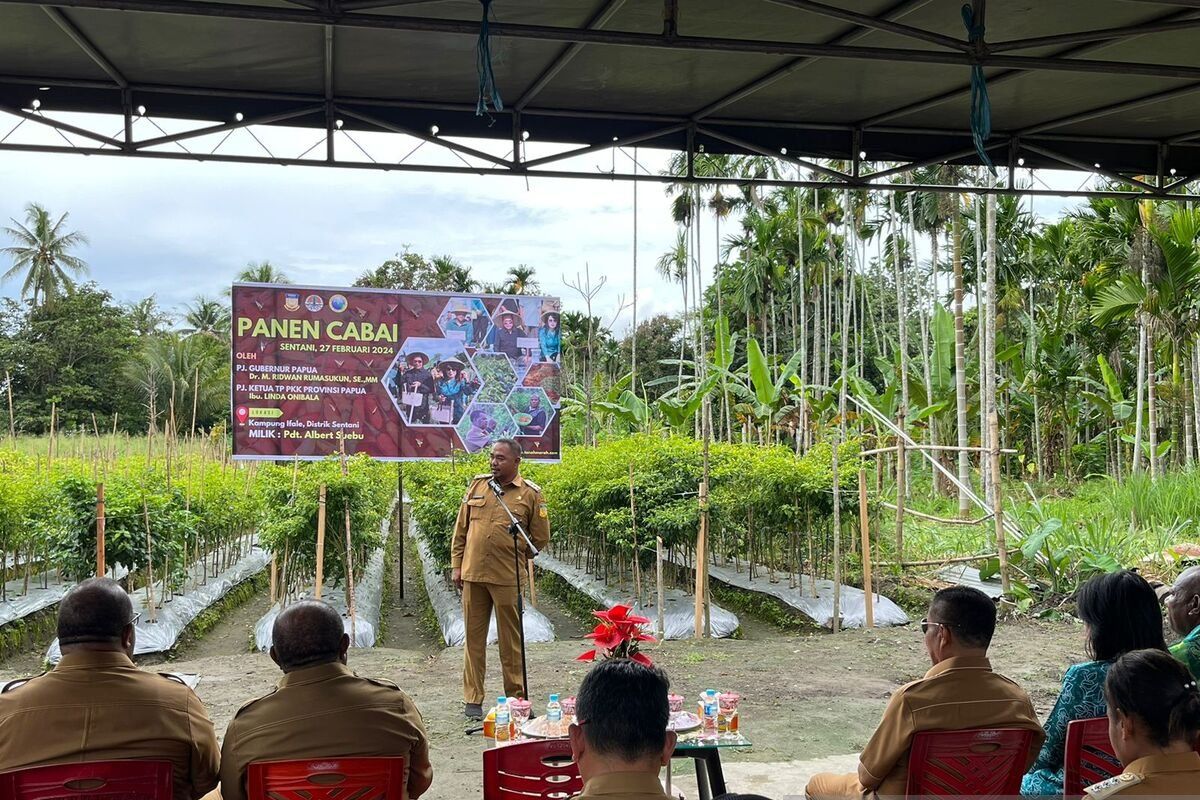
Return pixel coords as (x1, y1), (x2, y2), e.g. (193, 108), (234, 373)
(568, 659), (676, 800)
(806, 586), (1045, 800)
(0, 577), (220, 800)
(219, 601), (433, 800)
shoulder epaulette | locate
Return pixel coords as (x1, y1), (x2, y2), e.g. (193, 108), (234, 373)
(363, 675), (401, 691)
(524, 478), (542, 493)
(232, 686), (278, 716)
(472, 473), (491, 482)
(158, 673), (188, 686)
(1085, 773), (1144, 799)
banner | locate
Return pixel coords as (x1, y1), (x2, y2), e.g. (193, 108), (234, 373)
(231, 283), (562, 461)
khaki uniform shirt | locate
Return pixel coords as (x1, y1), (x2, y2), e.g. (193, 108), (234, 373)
(219, 662), (432, 800)
(857, 655), (1045, 798)
(573, 770), (673, 800)
(452, 473), (551, 585)
(1085, 752), (1200, 798)
(0, 650), (220, 800)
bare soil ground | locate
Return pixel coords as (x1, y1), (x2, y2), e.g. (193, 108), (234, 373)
(0, 613), (1087, 800)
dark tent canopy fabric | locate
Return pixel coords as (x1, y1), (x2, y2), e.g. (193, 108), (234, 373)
(2, 0), (1200, 186)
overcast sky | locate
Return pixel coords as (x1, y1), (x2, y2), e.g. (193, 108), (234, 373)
(0, 110), (1086, 335)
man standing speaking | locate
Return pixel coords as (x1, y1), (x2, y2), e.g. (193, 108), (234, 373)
(452, 439), (550, 720)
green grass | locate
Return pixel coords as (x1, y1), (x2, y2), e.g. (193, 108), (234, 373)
(709, 580), (821, 634)
(0, 604), (59, 663)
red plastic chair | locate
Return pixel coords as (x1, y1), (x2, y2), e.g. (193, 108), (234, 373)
(905, 728), (1036, 798)
(0, 760), (172, 800)
(247, 757), (405, 800)
(1064, 717), (1123, 797)
(483, 739), (583, 800)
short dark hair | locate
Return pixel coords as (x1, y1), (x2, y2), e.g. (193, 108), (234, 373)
(576, 659), (670, 762)
(271, 600), (345, 670)
(1105, 648), (1200, 748)
(494, 438), (522, 458)
(57, 577), (133, 645)
(1076, 570), (1167, 661)
(929, 586), (996, 649)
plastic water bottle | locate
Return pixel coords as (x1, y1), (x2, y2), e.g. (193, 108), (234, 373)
(494, 697), (511, 745)
(702, 689), (718, 740)
(547, 693), (562, 724)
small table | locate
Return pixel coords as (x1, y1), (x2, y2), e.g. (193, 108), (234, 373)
(671, 733), (752, 800)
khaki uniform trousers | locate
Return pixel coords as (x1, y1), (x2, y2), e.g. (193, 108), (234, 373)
(806, 772), (871, 800)
(462, 580), (524, 704)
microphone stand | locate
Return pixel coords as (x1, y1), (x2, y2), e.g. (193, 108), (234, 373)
(488, 480), (538, 703)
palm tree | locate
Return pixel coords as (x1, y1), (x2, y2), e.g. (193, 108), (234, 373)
(1, 202), (89, 307)
(505, 265), (538, 295)
(125, 333), (228, 434)
(126, 295), (173, 337)
(431, 256), (475, 292)
(1093, 205), (1200, 478)
(236, 260), (290, 285)
(181, 295), (231, 341)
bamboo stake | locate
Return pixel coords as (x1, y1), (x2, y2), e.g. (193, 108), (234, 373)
(895, 416), (906, 561)
(527, 560), (537, 607)
(48, 402), (56, 469)
(96, 483), (106, 578)
(990, 409), (1011, 594)
(142, 497), (157, 621)
(629, 463), (642, 606)
(694, 471), (710, 639)
(191, 365), (200, 439)
(655, 535), (665, 640)
(269, 556), (277, 604)
(345, 504), (356, 644)
(858, 470), (873, 629)
(315, 484), (327, 599)
(5, 369), (14, 442)
(878, 502), (992, 526)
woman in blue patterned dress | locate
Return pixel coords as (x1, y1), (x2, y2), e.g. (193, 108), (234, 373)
(1020, 570), (1168, 796)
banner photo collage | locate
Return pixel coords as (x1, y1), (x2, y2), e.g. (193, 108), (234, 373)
(231, 283), (562, 461)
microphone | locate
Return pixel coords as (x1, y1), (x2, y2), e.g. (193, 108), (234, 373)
(487, 478), (504, 498)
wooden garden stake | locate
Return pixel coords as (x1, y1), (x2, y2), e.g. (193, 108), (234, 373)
(655, 535), (665, 640)
(315, 484), (327, 599)
(269, 557), (277, 604)
(990, 409), (1011, 594)
(191, 365), (199, 439)
(345, 504), (356, 644)
(142, 497), (156, 621)
(894, 414), (906, 562)
(281, 540), (290, 607)
(694, 477), (709, 639)
(6, 370), (15, 442)
(831, 439), (842, 634)
(858, 469), (874, 629)
(48, 402), (56, 468)
(629, 463), (642, 606)
(527, 560), (537, 607)
(96, 483), (106, 578)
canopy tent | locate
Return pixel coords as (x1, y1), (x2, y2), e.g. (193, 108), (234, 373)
(3, 0), (1200, 196)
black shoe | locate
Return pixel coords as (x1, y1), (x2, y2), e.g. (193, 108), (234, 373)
(464, 703), (483, 721)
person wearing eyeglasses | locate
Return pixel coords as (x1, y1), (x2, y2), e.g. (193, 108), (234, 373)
(568, 659), (676, 800)
(0, 577), (220, 799)
(1162, 566), (1200, 682)
(805, 586), (1044, 800)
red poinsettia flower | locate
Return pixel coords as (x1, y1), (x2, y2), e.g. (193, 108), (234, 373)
(574, 602), (657, 667)
(584, 622), (624, 651)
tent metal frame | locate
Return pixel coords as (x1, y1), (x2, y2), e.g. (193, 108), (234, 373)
(2, 0), (1200, 198)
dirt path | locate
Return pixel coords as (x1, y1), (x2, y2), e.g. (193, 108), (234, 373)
(0, 617), (1088, 799)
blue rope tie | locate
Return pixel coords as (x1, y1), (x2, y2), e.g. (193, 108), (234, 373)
(961, 4), (995, 174)
(476, 0), (504, 116)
